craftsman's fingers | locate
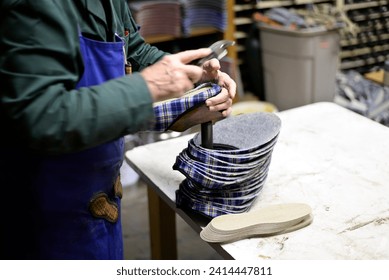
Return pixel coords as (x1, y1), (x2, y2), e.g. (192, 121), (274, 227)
(164, 52), (208, 84)
(201, 58), (221, 81)
(175, 48), (212, 64)
(216, 71), (237, 101)
(180, 64), (206, 84)
(205, 71), (236, 117)
(220, 106), (233, 118)
(206, 87), (233, 115)
(205, 71), (236, 111)
(141, 55), (200, 102)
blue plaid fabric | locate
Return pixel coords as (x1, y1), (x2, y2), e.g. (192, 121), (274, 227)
(181, 177), (266, 197)
(177, 148), (258, 176)
(174, 152), (271, 189)
(152, 83), (221, 132)
(180, 176), (267, 202)
(187, 139), (277, 166)
(192, 135), (279, 155)
(176, 190), (254, 217)
(174, 112), (282, 218)
(179, 182), (260, 208)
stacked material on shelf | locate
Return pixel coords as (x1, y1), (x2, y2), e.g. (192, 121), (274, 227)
(335, 70), (389, 127)
(181, 0), (227, 35)
(255, 6), (350, 32)
(174, 112), (281, 218)
(129, 0), (182, 38)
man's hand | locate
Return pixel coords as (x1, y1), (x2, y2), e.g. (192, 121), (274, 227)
(141, 48), (212, 102)
(141, 48), (236, 118)
(201, 58), (237, 117)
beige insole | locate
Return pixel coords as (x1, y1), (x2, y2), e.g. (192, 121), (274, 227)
(200, 203), (313, 243)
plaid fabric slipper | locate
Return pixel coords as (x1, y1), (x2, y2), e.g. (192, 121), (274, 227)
(152, 82), (223, 132)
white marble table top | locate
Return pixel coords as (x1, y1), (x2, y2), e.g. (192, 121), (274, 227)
(125, 102), (389, 260)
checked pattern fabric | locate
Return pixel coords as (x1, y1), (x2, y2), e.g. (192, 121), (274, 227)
(174, 112), (282, 218)
(152, 83), (221, 132)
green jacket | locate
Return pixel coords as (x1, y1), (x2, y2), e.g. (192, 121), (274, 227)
(0, 0), (166, 154)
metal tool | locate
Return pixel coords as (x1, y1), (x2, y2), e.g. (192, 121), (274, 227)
(194, 40), (235, 66)
(197, 40), (235, 149)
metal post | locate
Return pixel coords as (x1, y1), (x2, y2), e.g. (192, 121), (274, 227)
(201, 121), (213, 149)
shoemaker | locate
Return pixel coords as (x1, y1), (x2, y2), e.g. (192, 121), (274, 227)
(0, 0), (236, 259)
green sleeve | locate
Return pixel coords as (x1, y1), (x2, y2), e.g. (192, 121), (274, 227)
(0, 1), (162, 155)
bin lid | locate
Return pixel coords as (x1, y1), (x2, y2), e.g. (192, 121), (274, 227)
(258, 23), (339, 37)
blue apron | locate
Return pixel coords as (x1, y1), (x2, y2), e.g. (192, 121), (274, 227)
(1, 34), (126, 259)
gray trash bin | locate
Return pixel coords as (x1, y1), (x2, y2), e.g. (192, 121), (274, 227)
(259, 25), (340, 110)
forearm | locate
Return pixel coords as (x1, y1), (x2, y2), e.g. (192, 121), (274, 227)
(0, 71), (154, 154)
